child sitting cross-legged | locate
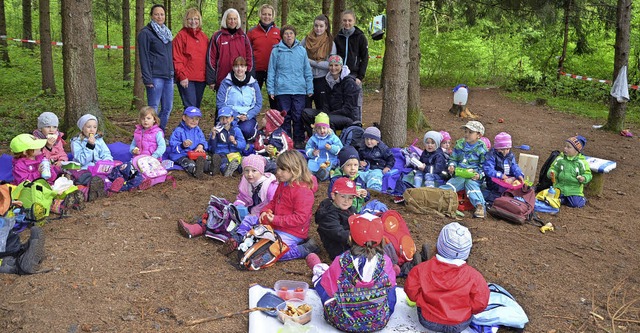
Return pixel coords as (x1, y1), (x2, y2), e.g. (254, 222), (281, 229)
(207, 106), (247, 177)
(328, 146), (369, 213)
(315, 177), (357, 260)
(405, 222), (490, 333)
(483, 132), (525, 205)
(358, 126), (395, 191)
(413, 131), (448, 188)
(305, 112), (343, 182)
(305, 213), (397, 332)
(547, 135), (592, 208)
(168, 107), (209, 178)
(253, 109), (294, 158)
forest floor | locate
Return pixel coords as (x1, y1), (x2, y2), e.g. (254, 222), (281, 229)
(1, 87), (639, 333)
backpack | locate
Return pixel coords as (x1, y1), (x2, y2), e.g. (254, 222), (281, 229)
(237, 224), (289, 270)
(535, 150), (560, 192)
(368, 14), (386, 40)
(471, 283), (529, 331)
(87, 160), (119, 176)
(132, 155), (175, 188)
(202, 195), (241, 242)
(379, 210), (416, 266)
(339, 125), (365, 151)
(403, 187), (459, 218)
(11, 179), (58, 222)
(488, 185), (537, 225)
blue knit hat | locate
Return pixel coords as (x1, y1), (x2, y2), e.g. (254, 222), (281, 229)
(437, 222), (472, 260)
(566, 135), (587, 153)
(338, 146), (359, 167)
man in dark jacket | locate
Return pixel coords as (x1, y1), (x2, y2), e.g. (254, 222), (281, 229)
(315, 177), (357, 259)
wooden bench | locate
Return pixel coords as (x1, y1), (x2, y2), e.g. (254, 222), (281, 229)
(583, 156), (617, 196)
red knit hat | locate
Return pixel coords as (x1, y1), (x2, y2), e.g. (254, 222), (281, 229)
(349, 213), (384, 247)
(265, 109), (286, 133)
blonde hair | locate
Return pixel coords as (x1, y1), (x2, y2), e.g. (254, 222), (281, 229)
(182, 8), (202, 28)
(139, 106), (160, 126)
(341, 9), (357, 23)
(221, 8), (241, 29)
(276, 150), (314, 188)
(259, 4), (275, 18)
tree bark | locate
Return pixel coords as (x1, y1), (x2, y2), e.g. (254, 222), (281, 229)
(332, 0), (345, 38)
(0, 0), (9, 66)
(380, 0), (410, 147)
(61, 0), (101, 134)
(322, 0), (331, 16)
(280, 0), (288, 26)
(605, 0), (631, 132)
(164, 0), (172, 31)
(133, 0), (145, 110)
(122, 0), (131, 81)
(407, 0), (424, 130)
(39, 0), (56, 94)
(557, 0), (571, 80)
(232, 0), (247, 29)
(22, 0), (33, 49)
(106, 0), (111, 59)
(270, 0), (278, 21)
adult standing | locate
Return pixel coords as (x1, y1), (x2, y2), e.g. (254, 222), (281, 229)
(173, 8), (208, 109)
(217, 56), (262, 140)
(206, 8), (253, 93)
(137, 4), (174, 131)
(300, 14), (336, 110)
(247, 4), (281, 109)
(267, 25), (313, 149)
(334, 9), (368, 119)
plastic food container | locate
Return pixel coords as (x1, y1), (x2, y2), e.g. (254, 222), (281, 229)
(274, 280), (308, 301)
(187, 151), (207, 160)
(276, 299), (312, 325)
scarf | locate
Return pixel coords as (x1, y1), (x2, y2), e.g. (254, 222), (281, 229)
(226, 27), (238, 35)
(150, 20), (173, 44)
(304, 31), (332, 61)
(231, 72), (251, 87)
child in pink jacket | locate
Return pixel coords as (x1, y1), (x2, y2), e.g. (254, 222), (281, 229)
(10, 134), (58, 185)
(32, 112), (68, 171)
(233, 154), (278, 216)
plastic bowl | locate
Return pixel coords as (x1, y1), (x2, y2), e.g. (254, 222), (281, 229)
(274, 280), (308, 301)
(276, 299), (312, 325)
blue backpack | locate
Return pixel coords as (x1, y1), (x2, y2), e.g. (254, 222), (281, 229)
(339, 125), (365, 151)
(471, 283), (529, 331)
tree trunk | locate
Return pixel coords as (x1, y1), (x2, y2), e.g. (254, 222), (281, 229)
(605, 0), (631, 132)
(133, 0), (145, 110)
(106, 0), (111, 59)
(379, 0), (410, 147)
(164, 0), (172, 30)
(232, 0), (247, 29)
(557, 0), (571, 80)
(122, 0), (131, 81)
(22, 0), (33, 49)
(280, 0), (288, 26)
(407, 0), (424, 130)
(322, 0), (330, 16)
(270, 0), (278, 21)
(0, 0), (9, 66)
(332, 0), (345, 38)
(61, 0), (101, 134)
(39, 0), (56, 94)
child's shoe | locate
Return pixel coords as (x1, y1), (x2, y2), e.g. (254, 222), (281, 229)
(392, 264), (401, 276)
(316, 168), (329, 182)
(17, 226), (45, 274)
(474, 204), (485, 218)
(137, 178), (152, 191)
(195, 157), (205, 179)
(177, 219), (206, 238)
(305, 253), (321, 269)
(87, 176), (106, 202)
(224, 159), (240, 177)
(393, 196), (405, 204)
(299, 238), (319, 257)
(209, 154), (222, 176)
(0, 256), (18, 274)
(219, 238), (239, 256)
(107, 177), (125, 196)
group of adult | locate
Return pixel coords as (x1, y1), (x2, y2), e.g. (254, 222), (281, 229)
(137, 4), (369, 149)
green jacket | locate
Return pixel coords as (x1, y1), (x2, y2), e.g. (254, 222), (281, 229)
(547, 153), (592, 197)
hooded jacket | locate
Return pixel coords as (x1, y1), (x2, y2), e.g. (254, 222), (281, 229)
(315, 198), (356, 260)
(334, 26), (368, 81)
(32, 130), (68, 164)
(234, 173), (278, 216)
(71, 135), (113, 169)
(172, 27), (208, 83)
(12, 154), (58, 185)
(168, 121), (208, 161)
(216, 73), (263, 120)
(547, 152), (592, 197)
(483, 149), (525, 192)
(322, 66), (360, 122)
(137, 23), (174, 85)
(266, 39), (314, 96)
(359, 141), (395, 170)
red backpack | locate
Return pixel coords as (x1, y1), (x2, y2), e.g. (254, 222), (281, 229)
(488, 185), (537, 225)
(379, 210), (416, 265)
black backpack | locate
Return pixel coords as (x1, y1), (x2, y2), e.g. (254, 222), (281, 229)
(535, 150), (560, 192)
(339, 125), (365, 151)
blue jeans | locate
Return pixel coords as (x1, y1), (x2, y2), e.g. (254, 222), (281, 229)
(176, 81), (206, 109)
(417, 307), (472, 333)
(276, 94), (306, 144)
(146, 77), (174, 131)
(440, 177), (485, 207)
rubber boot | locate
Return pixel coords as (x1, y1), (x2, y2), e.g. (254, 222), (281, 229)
(177, 219), (206, 238)
(17, 226), (45, 274)
(0, 256), (18, 274)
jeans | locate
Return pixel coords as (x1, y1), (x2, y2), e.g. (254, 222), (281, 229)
(146, 77), (174, 131)
(276, 94), (307, 143)
(440, 177), (485, 207)
(417, 307), (472, 333)
(176, 80), (206, 109)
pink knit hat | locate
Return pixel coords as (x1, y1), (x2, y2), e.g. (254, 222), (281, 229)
(494, 132), (512, 149)
(241, 154), (266, 174)
(480, 137), (491, 150)
(439, 130), (451, 141)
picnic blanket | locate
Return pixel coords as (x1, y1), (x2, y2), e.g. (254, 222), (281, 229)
(248, 284), (423, 333)
(583, 156), (616, 173)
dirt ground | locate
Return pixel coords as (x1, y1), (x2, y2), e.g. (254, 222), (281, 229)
(1, 87), (639, 333)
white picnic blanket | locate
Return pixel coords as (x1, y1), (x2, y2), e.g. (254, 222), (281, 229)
(248, 284), (423, 333)
(583, 156), (617, 173)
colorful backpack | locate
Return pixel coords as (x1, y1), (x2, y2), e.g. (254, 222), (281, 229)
(132, 155), (175, 188)
(202, 195), (241, 242)
(11, 179), (57, 222)
(379, 210), (416, 266)
(87, 160), (120, 176)
(324, 252), (393, 332)
(237, 224), (289, 271)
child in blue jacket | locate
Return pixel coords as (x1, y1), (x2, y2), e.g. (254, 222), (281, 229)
(305, 112), (343, 181)
(358, 126), (395, 191)
(208, 106), (247, 177)
(483, 132), (525, 204)
(169, 107), (208, 178)
(413, 131), (448, 188)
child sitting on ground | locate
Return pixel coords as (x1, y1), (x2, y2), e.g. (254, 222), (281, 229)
(208, 106), (247, 177)
(10, 134), (59, 185)
(440, 130), (452, 159)
(358, 126), (395, 191)
(547, 135), (592, 208)
(483, 132), (525, 205)
(130, 106), (166, 159)
(305, 213), (397, 332)
(71, 114), (114, 170)
(168, 107), (209, 178)
(440, 121), (488, 218)
(315, 177), (357, 260)
(328, 146), (369, 213)
(254, 109), (293, 158)
(32, 112), (68, 173)
(405, 222), (490, 333)
(305, 112), (343, 181)
(413, 131), (448, 188)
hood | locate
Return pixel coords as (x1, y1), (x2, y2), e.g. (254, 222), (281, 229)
(325, 66), (352, 86)
(275, 39), (300, 50)
(428, 257), (473, 290)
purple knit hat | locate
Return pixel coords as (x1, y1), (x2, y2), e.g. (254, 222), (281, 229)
(494, 132), (512, 149)
(241, 154), (266, 174)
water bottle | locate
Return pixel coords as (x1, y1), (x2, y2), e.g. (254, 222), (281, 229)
(424, 167), (436, 188)
(547, 186), (556, 200)
(40, 159), (52, 180)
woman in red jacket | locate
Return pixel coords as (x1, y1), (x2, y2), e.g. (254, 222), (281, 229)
(173, 8), (208, 109)
(247, 4), (281, 109)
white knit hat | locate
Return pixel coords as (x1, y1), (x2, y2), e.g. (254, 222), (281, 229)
(437, 222), (472, 260)
(77, 114), (98, 131)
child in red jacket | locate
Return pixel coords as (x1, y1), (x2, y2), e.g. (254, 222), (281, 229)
(405, 222), (490, 332)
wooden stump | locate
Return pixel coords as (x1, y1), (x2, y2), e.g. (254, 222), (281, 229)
(585, 172), (604, 197)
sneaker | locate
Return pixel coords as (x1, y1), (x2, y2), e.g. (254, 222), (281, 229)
(421, 242), (431, 261)
(87, 176), (106, 202)
(195, 157), (205, 179)
(412, 249), (422, 266)
(316, 168), (329, 182)
(210, 154), (222, 176)
(219, 238), (239, 256)
(305, 253), (321, 269)
(107, 177), (125, 196)
(224, 159), (240, 177)
(17, 226), (45, 274)
(474, 204), (485, 218)
(393, 196), (405, 204)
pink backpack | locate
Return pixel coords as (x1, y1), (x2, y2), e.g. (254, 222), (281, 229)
(88, 160), (120, 176)
(132, 155), (176, 188)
